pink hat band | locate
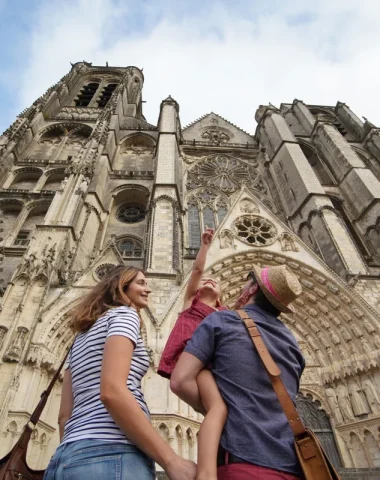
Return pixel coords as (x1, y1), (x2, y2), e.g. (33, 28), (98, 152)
(261, 267), (286, 305)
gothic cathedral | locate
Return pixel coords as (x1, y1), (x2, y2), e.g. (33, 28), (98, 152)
(0, 63), (380, 477)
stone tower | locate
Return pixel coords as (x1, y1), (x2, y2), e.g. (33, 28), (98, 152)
(0, 63), (379, 477)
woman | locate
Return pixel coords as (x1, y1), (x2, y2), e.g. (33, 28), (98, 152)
(44, 265), (196, 480)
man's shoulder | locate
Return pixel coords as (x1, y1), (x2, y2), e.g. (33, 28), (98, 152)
(204, 309), (239, 324)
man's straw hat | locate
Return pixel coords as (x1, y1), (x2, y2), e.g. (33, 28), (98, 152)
(251, 264), (302, 313)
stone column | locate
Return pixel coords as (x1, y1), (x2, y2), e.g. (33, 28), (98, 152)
(255, 106), (367, 276)
(312, 123), (380, 234)
(147, 96), (182, 275)
(335, 102), (366, 141)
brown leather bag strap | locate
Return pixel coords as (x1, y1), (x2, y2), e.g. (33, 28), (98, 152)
(237, 310), (306, 438)
(29, 347), (71, 425)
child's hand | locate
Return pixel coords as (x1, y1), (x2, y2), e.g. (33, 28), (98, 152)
(201, 228), (214, 246)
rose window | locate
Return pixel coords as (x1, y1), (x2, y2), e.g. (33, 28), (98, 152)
(233, 215), (277, 246)
(188, 155), (259, 194)
(116, 204), (145, 223)
(95, 263), (117, 280)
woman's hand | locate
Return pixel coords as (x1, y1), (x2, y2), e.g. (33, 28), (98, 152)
(201, 228), (214, 246)
(166, 456), (197, 480)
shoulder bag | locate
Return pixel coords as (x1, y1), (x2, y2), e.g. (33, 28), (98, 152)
(0, 349), (70, 480)
(236, 309), (341, 480)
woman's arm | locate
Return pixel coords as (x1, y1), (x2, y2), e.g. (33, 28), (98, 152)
(58, 369), (74, 441)
(183, 228), (213, 308)
(100, 335), (195, 480)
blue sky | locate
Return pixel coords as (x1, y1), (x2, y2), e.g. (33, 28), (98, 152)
(1, 0), (380, 134)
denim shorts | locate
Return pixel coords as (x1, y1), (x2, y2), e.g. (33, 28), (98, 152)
(43, 439), (155, 480)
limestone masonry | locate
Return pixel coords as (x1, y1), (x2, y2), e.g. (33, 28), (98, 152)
(0, 63), (379, 476)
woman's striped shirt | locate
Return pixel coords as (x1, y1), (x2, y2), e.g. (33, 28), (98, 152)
(62, 306), (150, 444)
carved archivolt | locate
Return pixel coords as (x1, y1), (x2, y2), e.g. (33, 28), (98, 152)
(204, 250), (380, 384)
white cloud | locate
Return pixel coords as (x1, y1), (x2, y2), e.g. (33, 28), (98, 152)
(10, 0), (380, 133)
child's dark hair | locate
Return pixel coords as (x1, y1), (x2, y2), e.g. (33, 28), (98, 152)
(248, 273), (281, 317)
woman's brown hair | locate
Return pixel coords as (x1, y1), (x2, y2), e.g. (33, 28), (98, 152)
(71, 265), (143, 333)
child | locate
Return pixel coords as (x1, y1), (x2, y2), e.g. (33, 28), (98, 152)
(158, 228), (227, 480)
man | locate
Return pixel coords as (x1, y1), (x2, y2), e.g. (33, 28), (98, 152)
(171, 264), (305, 480)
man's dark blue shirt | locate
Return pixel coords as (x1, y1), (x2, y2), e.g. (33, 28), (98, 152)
(184, 304), (305, 476)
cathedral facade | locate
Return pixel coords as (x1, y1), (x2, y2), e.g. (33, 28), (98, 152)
(0, 62), (379, 477)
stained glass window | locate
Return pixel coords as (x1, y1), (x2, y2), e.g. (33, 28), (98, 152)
(118, 238), (143, 258)
(188, 204), (201, 248)
(203, 206), (215, 230)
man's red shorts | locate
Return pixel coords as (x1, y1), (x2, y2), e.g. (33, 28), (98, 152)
(217, 463), (302, 480)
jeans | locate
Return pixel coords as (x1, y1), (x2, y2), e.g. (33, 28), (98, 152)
(44, 439), (155, 480)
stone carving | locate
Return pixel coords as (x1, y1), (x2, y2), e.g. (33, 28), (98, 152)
(233, 215), (277, 246)
(325, 386), (344, 423)
(219, 230), (235, 249)
(0, 325), (8, 350)
(364, 320), (376, 334)
(116, 204), (146, 223)
(280, 232), (299, 252)
(361, 374), (380, 414)
(336, 383), (355, 421)
(347, 378), (369, 416)
(3, 326), (29, 362)
(56, 107), (103, 120)
(201, 129), (230, 145)
(76, 177), (90, 196)
(60, 177), (69, 191)
(240, 199), (259, 214)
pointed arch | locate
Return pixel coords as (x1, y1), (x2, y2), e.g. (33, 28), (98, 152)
(298, 140), (335, 186)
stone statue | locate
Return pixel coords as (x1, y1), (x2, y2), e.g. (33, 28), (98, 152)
(347, 378), (369, 416)
(240, 199), (259, 214)
(361, 374), (380, 414)
(280, 232), (299, 252)
(78, 177), (89, 194)
(336, 383), (355, 421)
(219, 230), (234, 249)
(325, 386), (344, 424)
(60, 176), (69, 191)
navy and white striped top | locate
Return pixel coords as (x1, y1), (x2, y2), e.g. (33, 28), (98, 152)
(62, 306), (150, 444)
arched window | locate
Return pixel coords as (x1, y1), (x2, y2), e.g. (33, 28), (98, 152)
(186, 190), (229, 255)
(203, 206), (215, 230)
(97, 83), (118, 108)
(188, 203), (201, 250)
(329, 197), (370, 260)
(217, 202), (228, 224)
(299, 143), (335, 186)
(43, 172), (65, 191)
(14, 202), (50, 246)
(309, 108), (348, 137)
(11, 169), (42, 190)
(117, 237), (143, 258)
(353, 148), (380, 182)
(116, 134), (155, 171)
(75, 82), (99, 107)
